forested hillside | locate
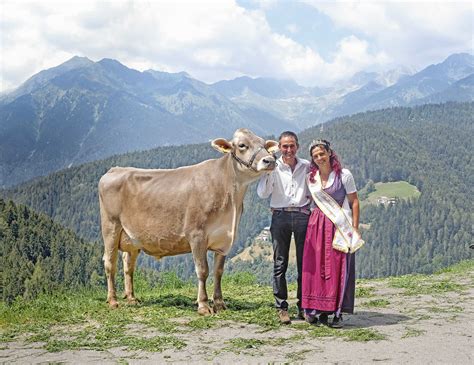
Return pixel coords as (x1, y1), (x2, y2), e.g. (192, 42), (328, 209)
(0, 198), (103, 304)
(2, 102), (473, 279)
(299, 102), (473, 277)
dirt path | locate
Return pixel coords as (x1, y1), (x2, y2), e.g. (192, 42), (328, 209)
(2, 272), (473, 364)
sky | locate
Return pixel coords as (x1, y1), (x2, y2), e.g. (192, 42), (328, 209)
(1, 0), (473, 92)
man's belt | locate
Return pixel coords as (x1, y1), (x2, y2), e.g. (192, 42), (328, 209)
(271, 205), (311, 215)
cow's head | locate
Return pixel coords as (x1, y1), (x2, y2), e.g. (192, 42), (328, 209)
(212, 129), (278, 174)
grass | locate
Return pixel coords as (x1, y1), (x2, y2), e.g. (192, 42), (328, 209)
(344, 328), (386, 341)
(435, 260), (474, 275)
(0, 285), (192, 352)
(308, 325), (386, 342)
(402, 327), (426, 339)
(388, 274), (465, 295)
(286, 349), (313, 361)
(426, 306), (463, 313)
(1, 260), (472, 358)
(226, 338), (266, 350)
(187, 316), (219, 330)
(0, 276), (386, 354)
(361, 181), (421, 207)
(44, 333), (186, 353)
(362, 298), (390, 308)
(355, 285), (376, 298)
(370, 181), (420, 200)
(0, 273), (282, 351)
(219, 335), (306, 356)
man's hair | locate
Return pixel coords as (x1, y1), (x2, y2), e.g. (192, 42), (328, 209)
(278, 131), (299, 145)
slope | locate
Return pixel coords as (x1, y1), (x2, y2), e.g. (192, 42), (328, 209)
(1, 260), (473, 363)
(0, 198), (103, 304)
(2, 102), (473, 279)
(0, 57), (291, 188)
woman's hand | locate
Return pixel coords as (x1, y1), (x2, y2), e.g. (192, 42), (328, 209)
(352, 226), (361, 237)
(347, 192), (360, 230)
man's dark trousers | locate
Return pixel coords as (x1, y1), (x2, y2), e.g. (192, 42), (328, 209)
(270, 210), (309, 311)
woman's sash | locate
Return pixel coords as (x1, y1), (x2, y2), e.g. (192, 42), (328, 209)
(307, 172), (365, 253)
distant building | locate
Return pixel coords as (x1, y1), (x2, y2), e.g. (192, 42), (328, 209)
(377, 196), (397, 206)
(256, 227), (271, 242)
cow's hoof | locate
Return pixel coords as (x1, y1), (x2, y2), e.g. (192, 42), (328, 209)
(107, 300), (119, 309)
(213, 300), (227, 313)
(197, 305), (214, 316)
(126, 298), (140, 305)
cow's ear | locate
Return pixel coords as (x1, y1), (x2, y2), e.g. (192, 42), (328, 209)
(265, 140), (279, 154)
(212, 138), (233, 154)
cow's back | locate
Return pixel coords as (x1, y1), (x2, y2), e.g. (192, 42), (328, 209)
(98, 160), (231, 248)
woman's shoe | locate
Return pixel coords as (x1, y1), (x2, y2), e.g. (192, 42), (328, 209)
(304, 313), (318, 325)
(330, 315), (343, 328)
(318, 313), (329, 326)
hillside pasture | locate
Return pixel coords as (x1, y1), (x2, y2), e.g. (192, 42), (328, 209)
(362, 181), (421, 206)
(1, 260), (473, 363)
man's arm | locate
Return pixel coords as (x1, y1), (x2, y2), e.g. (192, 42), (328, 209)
(257, 172), (275, 199)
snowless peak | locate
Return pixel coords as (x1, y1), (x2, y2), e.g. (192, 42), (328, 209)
(443, 53), (474, 67)
(376, 66), (414, 87)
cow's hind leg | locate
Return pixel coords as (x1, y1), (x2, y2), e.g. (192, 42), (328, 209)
(122, 250), (140, 305)
(101, 220), (121, 309)
(190, 232), (213, 315)
(213, 252), (227, 313)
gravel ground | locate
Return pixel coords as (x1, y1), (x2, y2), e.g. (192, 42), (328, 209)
(2, 272), (473, 364)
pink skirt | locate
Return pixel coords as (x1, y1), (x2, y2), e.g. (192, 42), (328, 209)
(301, 207), (348, 313)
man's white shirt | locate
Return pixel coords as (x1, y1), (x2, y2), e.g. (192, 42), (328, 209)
(257, 156), (311, 208)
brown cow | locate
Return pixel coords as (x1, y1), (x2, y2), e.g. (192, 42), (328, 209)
(98, 129), (278, 314)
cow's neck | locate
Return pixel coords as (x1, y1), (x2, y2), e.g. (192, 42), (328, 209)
(225, 154), (252, 243)
(225, 152), (255, 195)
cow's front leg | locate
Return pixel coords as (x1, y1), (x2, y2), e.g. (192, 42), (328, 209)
(122, 249), (140, 304)
(101, 220), (121, 309)
(190, 233), (213, 315)
(213, 252), (227, 313)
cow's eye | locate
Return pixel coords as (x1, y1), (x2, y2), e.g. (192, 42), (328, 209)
(238, 143), (247, 149)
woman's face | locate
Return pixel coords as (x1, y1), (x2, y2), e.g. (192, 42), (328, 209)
(311, 145), (331, 168)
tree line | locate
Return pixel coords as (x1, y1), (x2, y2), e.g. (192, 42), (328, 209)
(2, 102), (473, 286)
(0, 198), (104, 304)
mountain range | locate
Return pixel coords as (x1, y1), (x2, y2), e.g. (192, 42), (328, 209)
(220, 53), (474, 128)
(0, 53), (473, 187)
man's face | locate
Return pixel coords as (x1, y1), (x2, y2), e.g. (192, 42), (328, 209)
(279, 136), (298, 160)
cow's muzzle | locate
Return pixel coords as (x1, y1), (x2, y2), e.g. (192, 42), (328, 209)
(231, 147), (275, 172)
(261, 156), (276, 170)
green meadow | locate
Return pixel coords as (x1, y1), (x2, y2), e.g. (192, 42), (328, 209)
(362, 181), (421, 207)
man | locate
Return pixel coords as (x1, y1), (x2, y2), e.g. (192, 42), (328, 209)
(257, 131), (311, 324)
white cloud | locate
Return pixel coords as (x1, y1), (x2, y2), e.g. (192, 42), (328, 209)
(327, 36), (389, 79)
(1, 0), (329, 90)
(304, 0), (473, 70)
(1, 0), (472, 92)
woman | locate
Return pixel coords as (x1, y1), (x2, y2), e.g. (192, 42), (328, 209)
(301, 139), (362, 328)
